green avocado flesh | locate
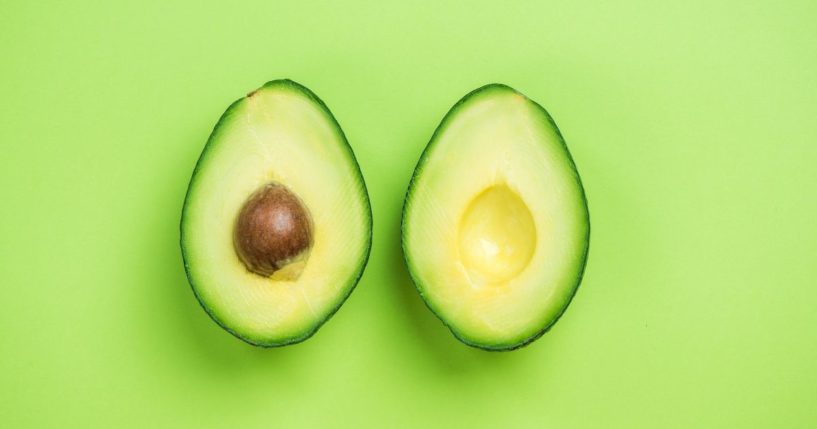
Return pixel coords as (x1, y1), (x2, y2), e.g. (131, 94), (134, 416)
(402, 84), (589, 350)
(181, 80), (372, 347)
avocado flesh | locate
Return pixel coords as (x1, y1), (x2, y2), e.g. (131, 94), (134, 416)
(402, 84), (589, 350)
(181, 80), (372, 347)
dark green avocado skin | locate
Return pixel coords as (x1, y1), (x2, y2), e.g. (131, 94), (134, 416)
(179, 79), (373, 347)
(400, 83), (590, 351)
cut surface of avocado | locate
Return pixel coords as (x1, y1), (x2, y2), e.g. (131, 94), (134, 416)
(402, 84), (589, 350)
(181, 79), (372, 347)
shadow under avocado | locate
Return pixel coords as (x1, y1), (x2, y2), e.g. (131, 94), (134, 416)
(384, 181), (535, 375)
(135, 128), (308, 383)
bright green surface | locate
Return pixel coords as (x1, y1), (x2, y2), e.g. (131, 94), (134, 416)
(1, 0), (816, 427)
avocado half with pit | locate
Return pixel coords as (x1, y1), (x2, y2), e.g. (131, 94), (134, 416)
(181, 79), (372, 347)
(402, 84), (590, 351)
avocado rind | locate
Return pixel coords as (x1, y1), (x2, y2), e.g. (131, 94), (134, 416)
(180, 79), (372, 347)
(401, 83), (590, 351)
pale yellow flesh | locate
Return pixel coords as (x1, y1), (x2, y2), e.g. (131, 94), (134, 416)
(404, 88), (588, 346)
(183, 84), (369, 343)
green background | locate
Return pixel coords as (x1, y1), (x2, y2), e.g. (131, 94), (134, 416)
(2, 0), (816, 427)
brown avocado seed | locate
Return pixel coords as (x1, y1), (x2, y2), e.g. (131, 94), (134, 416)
(233, 183), (313, 277)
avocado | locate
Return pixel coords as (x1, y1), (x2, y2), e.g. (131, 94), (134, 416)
(401, 84), (590, 351)
(181, 79), (372, 347)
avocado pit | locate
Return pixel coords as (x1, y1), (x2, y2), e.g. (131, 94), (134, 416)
(234, 183), (313, 278)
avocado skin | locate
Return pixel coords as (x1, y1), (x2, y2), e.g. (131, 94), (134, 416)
(180, 79), (373, 347)
(401, 83), (590, 351)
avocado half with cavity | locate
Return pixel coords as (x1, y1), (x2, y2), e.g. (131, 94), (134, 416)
(181, 79), (372, 347)
(401, 84), (590, 351)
